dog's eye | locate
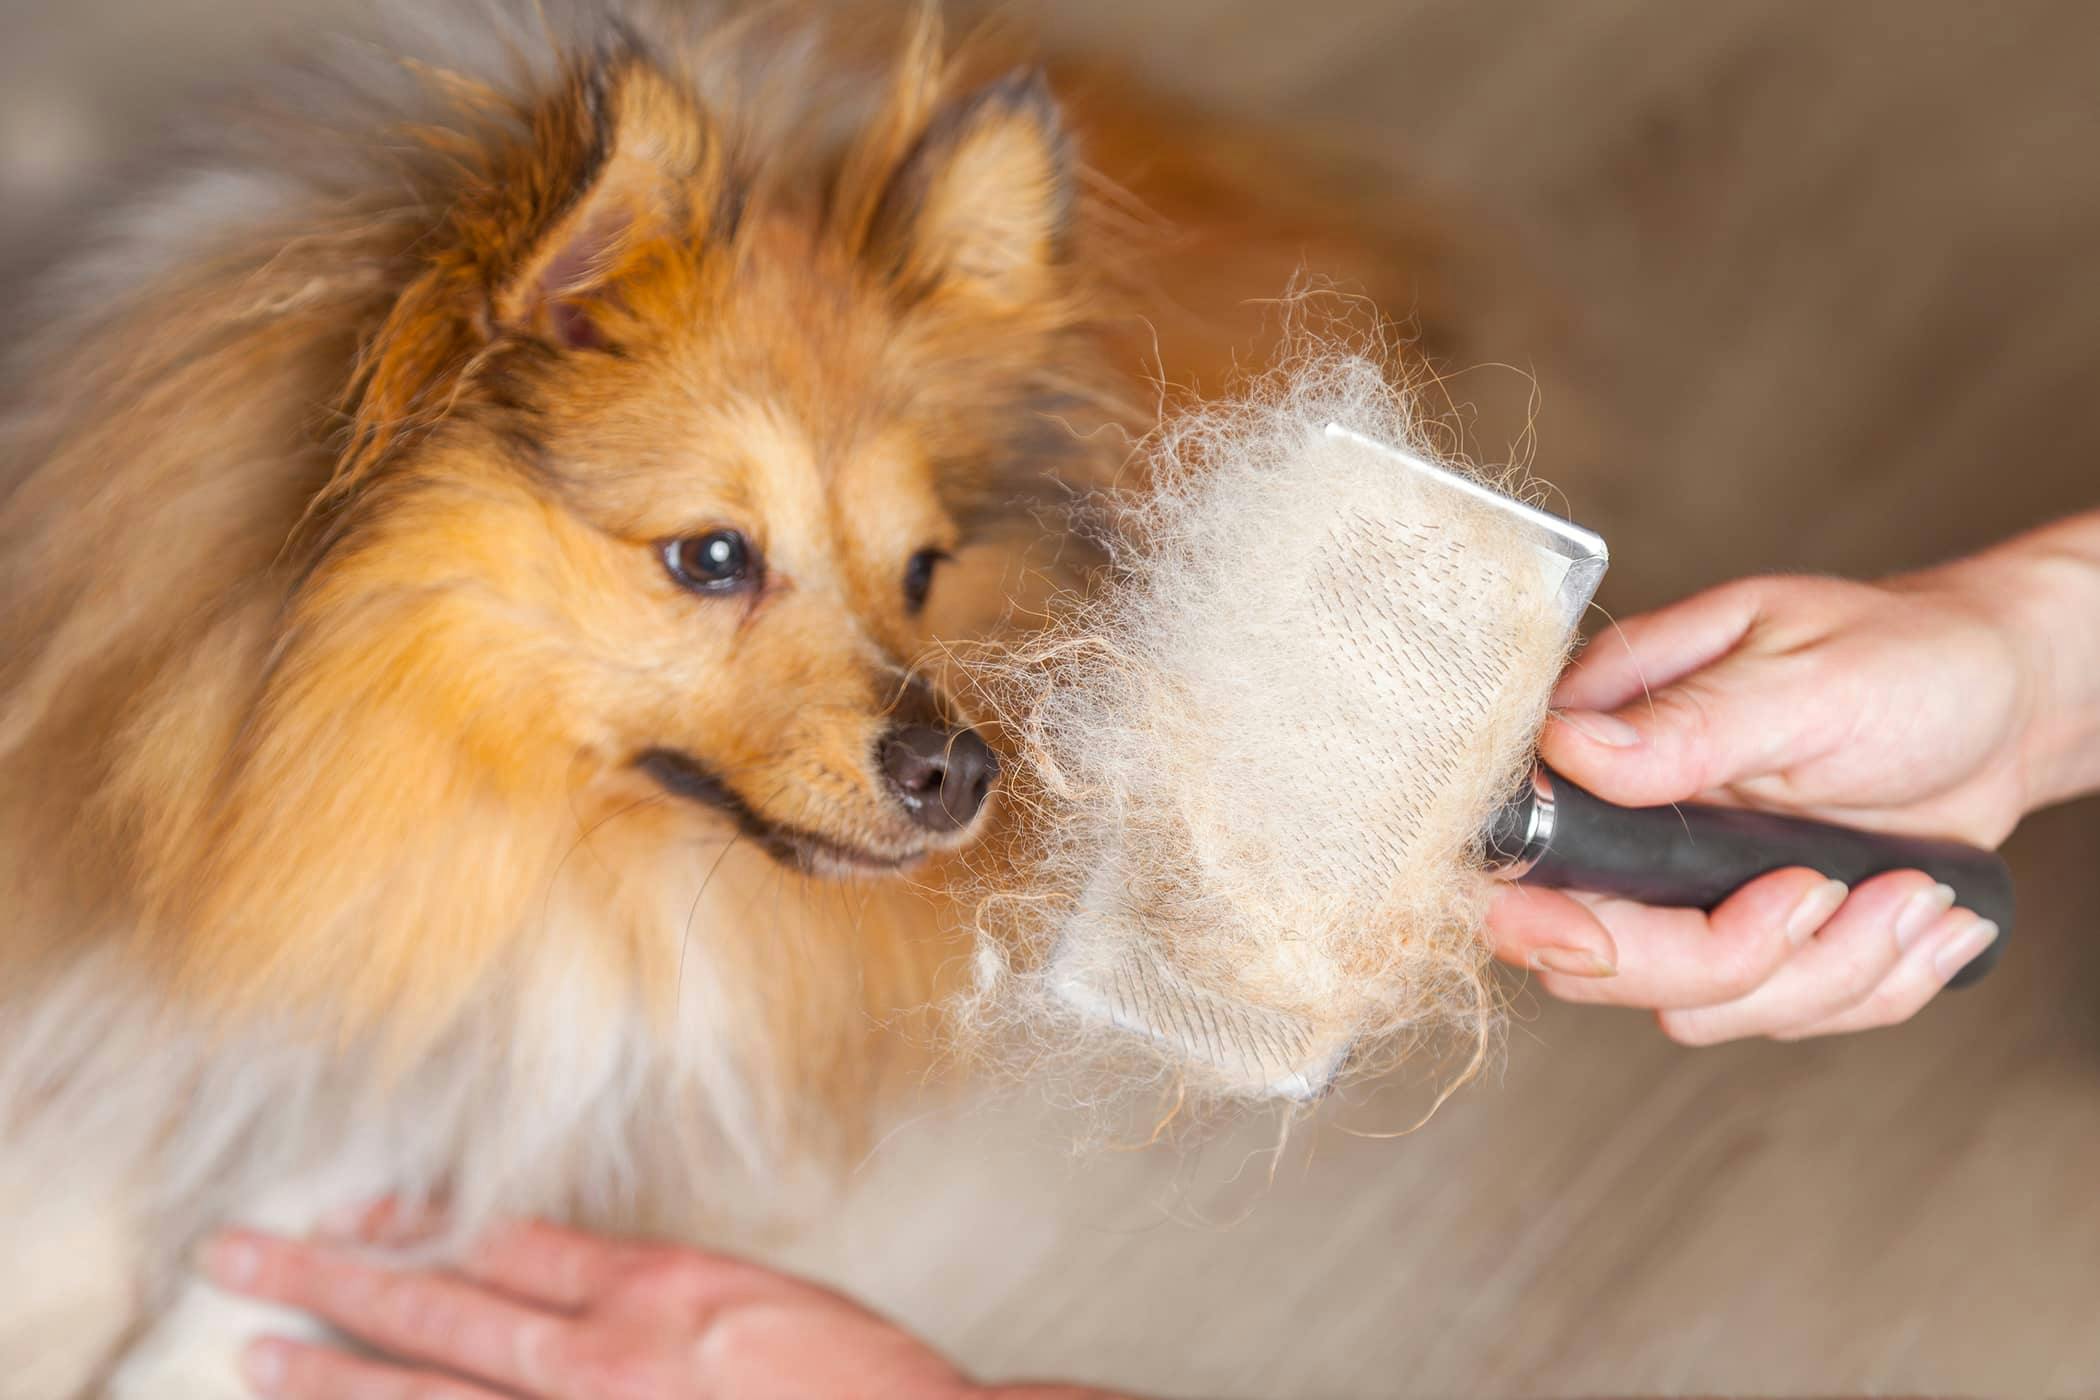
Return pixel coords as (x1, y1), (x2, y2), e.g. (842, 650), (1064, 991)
(902, 547), (950, 612)
(662, 530), (759, 593)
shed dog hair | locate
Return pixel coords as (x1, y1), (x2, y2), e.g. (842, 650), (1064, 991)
(960, 339), (1570, 1111)
(0, 3), (1465, 1392)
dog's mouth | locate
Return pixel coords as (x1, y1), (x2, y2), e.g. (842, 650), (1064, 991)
(634, 748), (923, 876)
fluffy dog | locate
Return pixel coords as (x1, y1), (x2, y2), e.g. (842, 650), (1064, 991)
(0, 3), (1457, 1392)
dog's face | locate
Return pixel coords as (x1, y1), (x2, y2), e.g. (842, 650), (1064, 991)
(530, 307), (994, 876)
(307, 59), (1088, 877)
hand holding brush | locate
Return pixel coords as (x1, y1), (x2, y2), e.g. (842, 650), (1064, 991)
(969, 347), (2100, 1098)
(1489, 512), (2100, 1043)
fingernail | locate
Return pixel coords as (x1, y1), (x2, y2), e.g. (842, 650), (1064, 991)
(1785, 878), (1850, 945)
(242, 1340), (286, 1395)
(1557, 709), (1641, 747)
(204, 1235), (260, 1288)
(1894, 883), (1957, 950)
(1532, 945), (1617, 977)
(1934, 917), (1999, 981)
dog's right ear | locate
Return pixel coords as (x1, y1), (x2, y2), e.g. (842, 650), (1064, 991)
(488, 58), (731, 351)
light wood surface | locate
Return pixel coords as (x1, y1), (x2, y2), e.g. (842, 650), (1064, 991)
(5, 1), (2097, 1394)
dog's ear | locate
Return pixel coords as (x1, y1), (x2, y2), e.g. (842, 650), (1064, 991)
(338, 54), (731, 495)
(862, 69), (1073, 308)
(491, 58), (730, 349)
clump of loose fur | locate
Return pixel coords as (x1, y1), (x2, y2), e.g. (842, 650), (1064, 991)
(961, 340), (1571, 1111)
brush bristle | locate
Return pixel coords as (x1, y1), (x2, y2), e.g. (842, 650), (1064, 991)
(961, 339), (1572, 1109)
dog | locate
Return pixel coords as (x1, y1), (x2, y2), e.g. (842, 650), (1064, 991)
(0, 3), (1462, 1392)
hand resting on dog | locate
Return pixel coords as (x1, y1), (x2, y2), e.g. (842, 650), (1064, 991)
(208, 1216), (1118, 1400)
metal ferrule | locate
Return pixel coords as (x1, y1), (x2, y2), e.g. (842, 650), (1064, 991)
(1488, 767), (1557, 878)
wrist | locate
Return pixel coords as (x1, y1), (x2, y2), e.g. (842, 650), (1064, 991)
(1933, 513), (2100, 813)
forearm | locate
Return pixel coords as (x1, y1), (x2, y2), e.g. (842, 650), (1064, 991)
(1938, 509), (2100, 813)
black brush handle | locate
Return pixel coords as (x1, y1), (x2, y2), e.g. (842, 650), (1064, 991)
(1487, 767), (2010, 986)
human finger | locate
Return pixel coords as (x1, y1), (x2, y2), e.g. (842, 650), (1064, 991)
(1524, 868), (1845, 1011)
(1779, 908), (1998, 1039)
(1657, 873), (1954, 1044)
(240, 1337), (504, 1400)
(206, 1232), (568, 1396)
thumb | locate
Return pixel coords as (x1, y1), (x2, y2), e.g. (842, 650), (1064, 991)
(1542, 646), (1804, 807)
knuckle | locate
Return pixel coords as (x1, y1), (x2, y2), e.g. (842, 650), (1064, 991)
(313, 1265), (377, 1325)
(1708, 961), (1764, 1003)
(1711, 932), (1784, 1001)
(1689, 577), (1760, 626)
(628, 1252), (709, 1299)
(1859, 980), (1932, 1030)
(1659, 1011), (1717, 1047)
(380, 1279), (422, 1330)
(1742, 573), (1835, 615)
(1656, 681), (1717, 743)
(1714, 574), (1777, 609)
(235, 1247), (281, 1299)
(262, 1242), (317, 1304)
(382, 1277), (450, 1344)
(561, 1340), (669, 1400)
(1832, 942), (1896, 1001)
(1836, 981), (1893, 1025)
(1655, 684), (1732, 790)
(697, 1305), (780, 1373)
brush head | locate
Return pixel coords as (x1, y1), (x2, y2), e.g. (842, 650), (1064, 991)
(1320, 424), (1608, 636)
(966, 350), (1580, 1104)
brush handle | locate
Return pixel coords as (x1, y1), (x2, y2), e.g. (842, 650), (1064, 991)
(1487, 767), (2011, 987)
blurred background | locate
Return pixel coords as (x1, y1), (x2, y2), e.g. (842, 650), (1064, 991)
(6, 0), (2098, 1393)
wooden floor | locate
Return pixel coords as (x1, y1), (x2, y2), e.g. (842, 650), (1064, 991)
(7, 1), (2099, 1394)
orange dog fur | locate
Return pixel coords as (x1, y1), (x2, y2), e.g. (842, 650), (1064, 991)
(0, 3), (1458, 1392)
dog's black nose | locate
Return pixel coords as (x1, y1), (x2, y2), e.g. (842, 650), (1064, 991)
(879, 725), (998, 832)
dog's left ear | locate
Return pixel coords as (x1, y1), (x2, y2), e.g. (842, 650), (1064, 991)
(862, 70), (1073, 308)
